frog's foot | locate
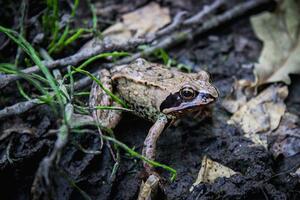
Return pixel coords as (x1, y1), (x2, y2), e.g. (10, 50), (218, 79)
(138, 174), (160, 200)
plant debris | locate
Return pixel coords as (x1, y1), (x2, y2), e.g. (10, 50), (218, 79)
(190, 155), (237, 191)
(1, 0), (300, 199)
(251, 0), (300, 86)
(227, 85), (288, 147)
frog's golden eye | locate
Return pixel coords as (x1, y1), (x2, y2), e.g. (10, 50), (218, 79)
(180, 87), (196, 100)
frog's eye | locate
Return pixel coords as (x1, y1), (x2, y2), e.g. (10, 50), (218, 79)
(180, 87), (196, 100)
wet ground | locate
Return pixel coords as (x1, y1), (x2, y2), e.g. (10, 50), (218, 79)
(0, 0), (300, 199)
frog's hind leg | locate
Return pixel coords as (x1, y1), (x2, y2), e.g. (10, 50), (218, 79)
(89, 69), (122, 150)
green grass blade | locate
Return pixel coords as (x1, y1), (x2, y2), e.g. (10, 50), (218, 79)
(77, 52), (129, 71)
(17, 81), (32, 101)
(102, 135), (177, 181)
(87, 0), (97, 31)
(49, 25), (70, 54)
(71, 0), (79, 17)
(72, 67), (128, 108)
(64, 51), (129, 80)
(95, 106), (133, 112)
(74, 92), (90, 96)
(64, 28), (84, 46)
(0, 63), (16, 74)
(0, 25), (64, 110)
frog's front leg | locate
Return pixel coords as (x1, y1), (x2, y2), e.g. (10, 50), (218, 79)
(142, 114), (169, 174)
(139, 115), (169, 200)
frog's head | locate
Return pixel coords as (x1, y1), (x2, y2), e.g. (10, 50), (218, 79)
(160, 70), (218, 116)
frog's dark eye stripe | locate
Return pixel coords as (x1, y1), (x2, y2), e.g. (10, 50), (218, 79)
(160, 92), (182, 112)
(180, 87), (196, 100)
(160, 89), (199, 112)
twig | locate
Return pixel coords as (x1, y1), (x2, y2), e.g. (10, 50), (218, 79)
(15, 0), (28, 67)
(0, 76), (91, 119)
(0, 0), (271, 119)
(0, 98), (40, 119)
(31, 105), (72, 199)
(184, 0), (225, 25)
(103, 0), (270, 68)
(0, 29), (189, 119)
(0, 0), (270, 88)
(156, 11), (187, 36)
(0, 45), (102, 88)
(193, 0), (270, 36)
(0, 35), (154, 88)
(156, 0), (225, 37)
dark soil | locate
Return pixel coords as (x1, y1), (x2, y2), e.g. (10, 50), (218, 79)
(0, 0), (299, 200)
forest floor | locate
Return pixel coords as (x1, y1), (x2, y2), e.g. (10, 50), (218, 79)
(0, 0), (299, 199)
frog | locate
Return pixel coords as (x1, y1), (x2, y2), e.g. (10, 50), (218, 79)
(89, 58), (218, 183)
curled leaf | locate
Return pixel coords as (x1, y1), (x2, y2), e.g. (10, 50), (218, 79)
(250, 0), (300, 86)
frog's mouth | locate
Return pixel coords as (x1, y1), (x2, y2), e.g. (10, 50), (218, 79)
(161, 93), (216, 115)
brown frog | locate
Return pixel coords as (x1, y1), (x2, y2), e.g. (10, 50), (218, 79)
(89, 58), (218, 179)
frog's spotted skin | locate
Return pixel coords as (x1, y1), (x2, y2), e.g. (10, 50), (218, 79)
(90, 58), (218, 178)
(110, 59), (218, 121)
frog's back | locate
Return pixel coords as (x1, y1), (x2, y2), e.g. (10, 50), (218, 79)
(111, 59), (193, 91)
(110, 59), (188, 121)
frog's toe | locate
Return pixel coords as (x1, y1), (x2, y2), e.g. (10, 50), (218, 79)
(138, 174), (160, 200)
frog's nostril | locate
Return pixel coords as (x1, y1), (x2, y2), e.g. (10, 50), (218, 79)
(199, 93), (215, 101)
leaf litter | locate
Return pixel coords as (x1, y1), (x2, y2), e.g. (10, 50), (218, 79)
(251, 0), (300, 86)
(103, 2), (170, 44)
(1, 0), (296, 199)
(190, 155), (237, 192)
(228, 85), (288, 147)
(80, 2), (171, 50)
(223, 0), (300, 160)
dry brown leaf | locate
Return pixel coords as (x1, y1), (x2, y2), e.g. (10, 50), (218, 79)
(103, 2), (170, 44)
(290, 167), (300, 179)
(190, 156), (237, 191)
(250, 0), (300, 86)
(222, 79), (253, 113)
(270, 112), (300, 157)
(80, 2), (170, 51)
(227, 85), (288, 147)
(102, 23), (132, 45)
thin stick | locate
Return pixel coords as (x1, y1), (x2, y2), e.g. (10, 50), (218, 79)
(0, 76), (90, 119)
(0, 0), (270, 88)
(0, 0), (271, 119)
(184, 0), (225, 25)
(0, 99), (40, 119)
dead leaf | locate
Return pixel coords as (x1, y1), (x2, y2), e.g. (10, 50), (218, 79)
(190, 156), (237, 191)
(227, 85), (288, 147)
(270, 112), (300, 157)
(222, 79), (253, 113)
(101, 23), (132, 45)
(290, 167), (300, 179)
(104, 2), (170, 44)
(121, 2), (170, 37)
(250, 0), (300, 86)
(80, 2), (170, 50)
